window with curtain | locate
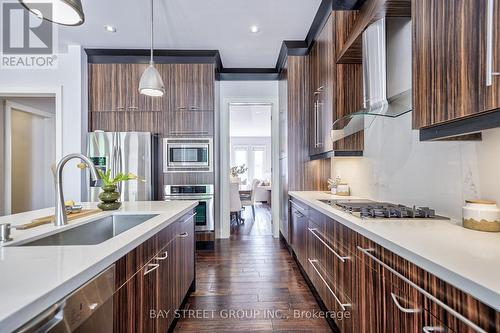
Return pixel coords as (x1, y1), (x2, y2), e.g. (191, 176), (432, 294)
(232, 145), (249, 183)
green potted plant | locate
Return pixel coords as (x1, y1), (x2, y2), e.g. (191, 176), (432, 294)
(96, 170), (144, 211)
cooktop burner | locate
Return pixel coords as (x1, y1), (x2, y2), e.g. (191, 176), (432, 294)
(320, 199), (449, 220)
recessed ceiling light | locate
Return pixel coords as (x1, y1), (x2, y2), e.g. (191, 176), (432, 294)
(250, 25), (259, 33)
(104, 25), (117, 33)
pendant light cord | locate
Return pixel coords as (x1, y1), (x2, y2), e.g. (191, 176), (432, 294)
(150, 0), (154, 64)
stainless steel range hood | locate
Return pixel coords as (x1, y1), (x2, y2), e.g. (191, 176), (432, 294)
(331, 18), (412, 143)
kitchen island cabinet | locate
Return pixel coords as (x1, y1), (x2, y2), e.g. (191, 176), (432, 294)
(113, 211), (195, 333)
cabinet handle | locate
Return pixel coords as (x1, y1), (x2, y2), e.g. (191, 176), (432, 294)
(16, 303), (64, 333)
(317, 85), (325, 92)
(143, 263), (159, 276)
(486, 0), (500, 86)
(155, 251), (168, 260)
(308, 258), (351, 311)
(422, 327), (446, 333)
(390, 292), (421, 314)
(314, 100), (319, 148)
(189, 106), (200, 111)
(179, 232), (189, 238)
(356, 246), (486, 333)
(182, 213), (197, 224)
(116, 106), (125, 111)
(308, 228), (350, 262)
(128, 106), (139, 111)
(177, 107), (188, 111)
(293, 210), (304, 218)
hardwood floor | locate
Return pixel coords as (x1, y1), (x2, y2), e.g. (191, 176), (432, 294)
(230, 203), (273, 238)
(174, 228), (332, 332)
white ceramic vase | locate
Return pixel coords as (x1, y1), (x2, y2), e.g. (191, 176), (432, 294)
(462, 200), (500, 232)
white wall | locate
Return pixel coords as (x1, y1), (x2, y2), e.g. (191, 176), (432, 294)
(0, 45), (86, 202)
(331, 18), (500, 223)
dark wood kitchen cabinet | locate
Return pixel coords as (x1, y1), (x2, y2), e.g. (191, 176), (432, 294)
(166, 109), (214, 137)
(308, 12), (363, 156)
(113, 211), (195, 333)
(309, 14), (334, 156)
(287, 197), (500, 333)
(171, 63), (215, 111)
(289, 200), (308, 268)
(413, 0), (500, 129)
(88, 63), (166, 112)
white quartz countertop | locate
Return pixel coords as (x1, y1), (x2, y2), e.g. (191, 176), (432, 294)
(289, 191), (500, 311)
(0, 201), (197, 333)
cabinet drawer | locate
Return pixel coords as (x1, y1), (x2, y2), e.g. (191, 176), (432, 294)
(307, 219), (354, 300)
(356, 238), (496, 333)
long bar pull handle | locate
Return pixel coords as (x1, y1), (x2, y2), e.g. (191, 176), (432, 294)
(314, 100), (319, 148)
(308, 228), (350, 262)
(316, 99), (322, 148)
(487, 0), (500, 86)
(179, 232), (189, 238)
(422, 327), (446, 333)
(143, 263), (159, 276)
(356, 246), (486, 333)
(308, 258), (351, 311)
(390, 292), (421, 314)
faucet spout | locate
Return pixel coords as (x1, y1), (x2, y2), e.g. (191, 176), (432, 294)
(54, 154), (99, 227)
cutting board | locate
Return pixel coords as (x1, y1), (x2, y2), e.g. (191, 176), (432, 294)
(16, 209), (102, 230)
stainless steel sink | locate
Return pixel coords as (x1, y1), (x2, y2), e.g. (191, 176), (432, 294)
(13, 214), (159, 246)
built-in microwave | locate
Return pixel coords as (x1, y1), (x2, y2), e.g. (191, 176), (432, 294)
(163, 137), (213, 173)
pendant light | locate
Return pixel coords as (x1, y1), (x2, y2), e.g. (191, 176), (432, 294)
(139, 0), (165, 97)
(19, 0), (85, 26)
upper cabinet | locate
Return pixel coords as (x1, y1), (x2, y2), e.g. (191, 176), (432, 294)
(88, 63), (166, 112)
(308, 12), (364, 157)
(309, 14), (334, 156)
(170, 63), (215, 111)
(413, 0), (500, 129)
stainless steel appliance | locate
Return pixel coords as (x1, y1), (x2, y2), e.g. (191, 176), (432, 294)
(87, 132), (157, 202)
(321, 199), (449, 220)
(15, 265), (115, 333)
(163, 137), (213, 173)
(164, 185), (214, 232)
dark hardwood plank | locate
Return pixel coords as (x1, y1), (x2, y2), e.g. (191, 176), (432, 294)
(173, 236), (331, 332)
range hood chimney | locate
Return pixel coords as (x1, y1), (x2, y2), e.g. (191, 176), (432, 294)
(331, 18), (412, 143)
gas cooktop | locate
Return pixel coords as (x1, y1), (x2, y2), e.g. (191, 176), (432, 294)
(320, 199), (449, 220)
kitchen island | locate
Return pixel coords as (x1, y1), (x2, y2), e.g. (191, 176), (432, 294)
(0, 201), (197, 333)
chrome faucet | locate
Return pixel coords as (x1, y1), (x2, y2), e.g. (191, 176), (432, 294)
(54, 154), (98, 227)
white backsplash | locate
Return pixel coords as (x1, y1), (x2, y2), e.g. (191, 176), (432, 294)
(331, 113), (500, 222)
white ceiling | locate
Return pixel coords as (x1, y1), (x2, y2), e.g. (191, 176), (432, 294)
(57, 0), (322, 68)
(230, 104), (272, 137)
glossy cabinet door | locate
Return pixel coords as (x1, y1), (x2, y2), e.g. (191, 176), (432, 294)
(88, 63), (165, 112)
(171, 63), (215, 111)
(309, 14), (334, 156)
(480, 0), (500, 112)
(290, 204), (308, 268)
(412, 0), (500, 128)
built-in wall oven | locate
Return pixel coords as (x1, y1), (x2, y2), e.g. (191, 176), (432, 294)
(163, 138), (213, 173)
(164, 185), (214, 232)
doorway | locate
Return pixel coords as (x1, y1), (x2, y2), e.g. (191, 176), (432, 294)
(228, 103), (274, 237)
(1, 98), (56, 215)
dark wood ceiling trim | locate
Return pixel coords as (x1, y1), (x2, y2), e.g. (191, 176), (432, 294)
(218, 68), (279, 81)
(86, 48), (223, 68)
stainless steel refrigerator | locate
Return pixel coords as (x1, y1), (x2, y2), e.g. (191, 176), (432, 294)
(86, 132), (156, 202)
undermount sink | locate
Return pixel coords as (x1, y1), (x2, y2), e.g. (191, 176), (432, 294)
(12, 214), (159, 247)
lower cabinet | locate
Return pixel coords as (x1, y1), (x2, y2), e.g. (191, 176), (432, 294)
(113, 211), (195, 333)
(288, 197), (499, 333)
